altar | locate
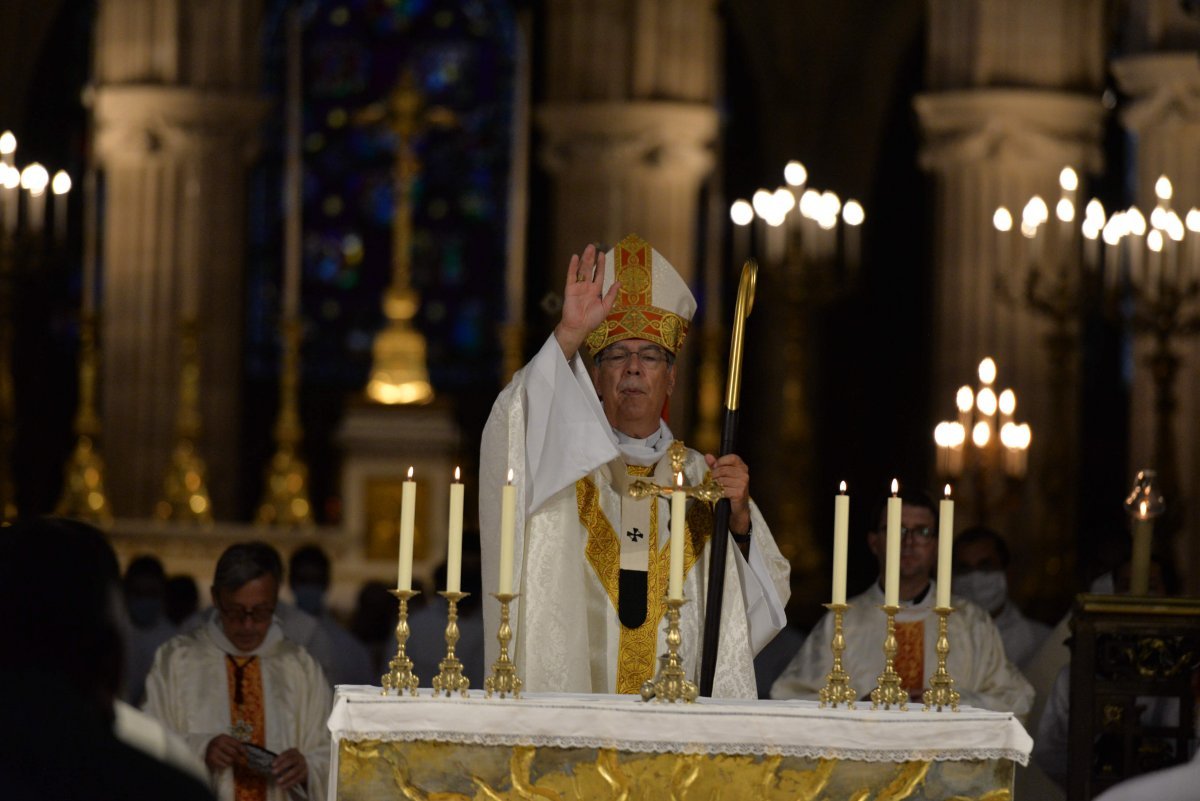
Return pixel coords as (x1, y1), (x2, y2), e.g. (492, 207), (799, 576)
(327, 687), (1032, 800)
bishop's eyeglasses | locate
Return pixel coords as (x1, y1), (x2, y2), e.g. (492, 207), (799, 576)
(595, 346), (673, 371)
(217, 603), (276, 624)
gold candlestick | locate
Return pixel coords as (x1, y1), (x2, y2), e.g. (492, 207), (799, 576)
(56, 311), (112, 523)
(640, 597), (698, 703)
(871, 604), (907, 710)
(156, 318), (213, 523)
(922, 606), (960, 712)
(818, 603), (856, 708)
(485, 592), (522, 699)
(382, 589), (420, 695)
(255, 317), (313, 527)
(432, 591), (470, 697)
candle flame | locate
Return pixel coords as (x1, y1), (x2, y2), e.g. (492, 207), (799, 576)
(407, 465), (414, 479)
(944, 484), (951, 498)
(676, 472), (684, 488)
(507, 468), (514, 484)
(454, 466), (460, 481)
(839, 480), (847, 493)
(891, 478), (898, 495)
(0, 131), (14, 155)
(1139, 499), (1149, 519)
(51, 170), (71, 195)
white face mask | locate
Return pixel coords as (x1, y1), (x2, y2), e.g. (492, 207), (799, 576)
(953, 570), (1008, 613)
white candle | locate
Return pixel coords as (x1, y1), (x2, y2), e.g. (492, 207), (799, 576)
(282, 6), (302, 321)
(445, 467), (464, 593)
(1130, 506), (1153, 595)
(498, 468), (516, 594)
(1, 166), (17, 235)
(885, 479), (900, 607)
(669, 472), (686, 601)
(937, 485), (955, 608)
(832, 482), (849, 605)
(52, 170), (70, 246)
(397, 466), (416, 591)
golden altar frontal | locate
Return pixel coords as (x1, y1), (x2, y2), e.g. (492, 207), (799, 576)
(327, 687), (1031, 800)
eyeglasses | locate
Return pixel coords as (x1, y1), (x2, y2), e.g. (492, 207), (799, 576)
(217, 603), (276, 624)
(596, 347), (672, 370)
(876, 526), (936, 542)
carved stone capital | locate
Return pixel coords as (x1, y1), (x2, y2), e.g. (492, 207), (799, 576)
(93, 86), (269, 166)
(1112, 53), (1200, 132)
(914, 89), (1105, 172)
(536, 102), (716, 179)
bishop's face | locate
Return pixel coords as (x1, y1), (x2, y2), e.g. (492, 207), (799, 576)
(591, 338), (676, 439)
(213, 574), (278, 652)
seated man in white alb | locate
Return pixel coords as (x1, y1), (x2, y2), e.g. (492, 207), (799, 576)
(480, 235), (790, 697)
(771, 488), (1034, 716)
(144, 541), (332, 801)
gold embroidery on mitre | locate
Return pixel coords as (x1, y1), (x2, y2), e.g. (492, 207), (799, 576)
(578, 461), (709, 694)
(585, 234), (691, 356)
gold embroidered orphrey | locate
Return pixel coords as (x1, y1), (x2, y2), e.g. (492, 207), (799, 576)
(577, 442), (714, 694)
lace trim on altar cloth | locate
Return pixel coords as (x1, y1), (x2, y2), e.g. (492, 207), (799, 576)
(331, 730), (1030, 766)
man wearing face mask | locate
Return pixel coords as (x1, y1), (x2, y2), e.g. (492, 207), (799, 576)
(288, 544), (374, 686)
(953, 526), (1050, 670)
(123, 555), (179, 706)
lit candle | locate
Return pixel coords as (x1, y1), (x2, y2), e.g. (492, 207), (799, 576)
(831, 481), (849, 605)
(937, 485), (954, 608)
(397, 466), (416, 591)
(0, 131), (14, 167)
(885, 479), (900, 607)
(2, 165), (19, 236)
(21, 163), (49, 234)
(282, 6), (302, 321)
(498, 468), (516, 594)
(445, 466), (464, 593)
(730, 200), (753, 269)
(1130, 501), (1153, 595)
(669, 472), (686, 601)
(51, 170), (70, 246)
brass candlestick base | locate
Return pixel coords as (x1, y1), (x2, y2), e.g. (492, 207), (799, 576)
(923, 606), (960, 712)
(871, 604), (907, 711)
(485, 592), (522, 699)
(156, 318), (213, 523)
(382, 589), (420, 696)
(255, 318), (314, 527)
(640, 597), (698, 704)
(818, 603), (856, 708)
(432, 591), (470, 698)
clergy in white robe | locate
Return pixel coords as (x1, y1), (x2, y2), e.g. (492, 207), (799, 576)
(480, 235), (790, 698)
(143, 542), (332, 801)
(770, 490), (1034, 717)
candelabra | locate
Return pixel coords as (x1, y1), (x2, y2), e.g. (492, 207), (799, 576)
(989, 167), (1107, 591)
(1103, 176), (1200, 528)
(725, 161), (865, 590)
(933, 357), (1030, 523)
(0, 131), (76, 520)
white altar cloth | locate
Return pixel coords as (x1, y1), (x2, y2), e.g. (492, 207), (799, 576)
(327, 686), (1031, 766)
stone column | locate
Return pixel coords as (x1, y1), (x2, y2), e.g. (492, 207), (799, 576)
(92, 0), (266, 517)
(916, 0), (1107, 609)
(1112, 49), (1200, 592)
(535, 0), (719, 434)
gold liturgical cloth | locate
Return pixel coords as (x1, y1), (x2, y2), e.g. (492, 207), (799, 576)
(327, 688), (1030, 800)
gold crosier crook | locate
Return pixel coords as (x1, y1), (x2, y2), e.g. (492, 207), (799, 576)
(698, 260), (757, 697)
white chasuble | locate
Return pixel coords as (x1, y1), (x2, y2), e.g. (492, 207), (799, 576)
(480, 334), (791, 698)
(143, 619), (333, 801)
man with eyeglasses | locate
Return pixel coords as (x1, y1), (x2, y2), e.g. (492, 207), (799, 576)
(480, 234), (790, 698)
(144, 541), (332, 800)
(771, 488), (1033, 717)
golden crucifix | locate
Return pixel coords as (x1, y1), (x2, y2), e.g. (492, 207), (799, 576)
(626, 441), (724, 503)
(360, 70), (456, 405)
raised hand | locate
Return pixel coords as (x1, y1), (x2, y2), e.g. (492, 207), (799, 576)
(705, 452), (751, 536)
(554, 243), (620, 359)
